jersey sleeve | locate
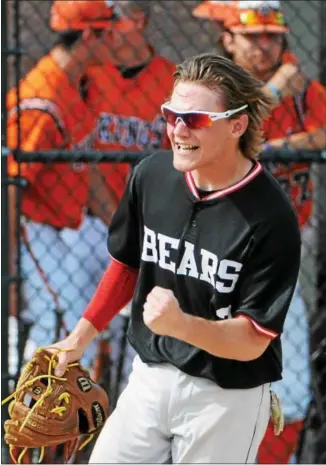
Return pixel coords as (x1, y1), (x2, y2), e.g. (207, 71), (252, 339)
(107, 165), (142, 269)
(7, 109), (64, 182)
(304, 80), (326, 130)
(235, 213), (301, 338)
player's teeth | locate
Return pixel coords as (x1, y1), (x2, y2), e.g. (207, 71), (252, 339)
(177, 144), (198, 150)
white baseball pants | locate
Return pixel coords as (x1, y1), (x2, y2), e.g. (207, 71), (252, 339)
(90, 356), (270, 464)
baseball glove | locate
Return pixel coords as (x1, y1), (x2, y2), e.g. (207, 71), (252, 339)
(2, 347), (110, 464)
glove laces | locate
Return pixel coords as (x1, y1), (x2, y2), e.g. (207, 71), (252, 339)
(2, 347), (95, 464)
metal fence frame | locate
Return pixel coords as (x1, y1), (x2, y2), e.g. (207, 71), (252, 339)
(2, 1), (326, 463)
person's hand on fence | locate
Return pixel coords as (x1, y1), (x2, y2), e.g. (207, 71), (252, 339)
(266, 63), (307, 101)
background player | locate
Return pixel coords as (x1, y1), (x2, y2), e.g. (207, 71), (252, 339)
(59, 0), (175, 390)
(192, 1), (326, 461)
(7, 0), (120, 370)
(50, 53), (301, 464)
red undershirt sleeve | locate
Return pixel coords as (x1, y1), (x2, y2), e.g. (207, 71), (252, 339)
(83, 259), (138, 332)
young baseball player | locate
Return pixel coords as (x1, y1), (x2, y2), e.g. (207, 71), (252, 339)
(192, 1), (326, 462)
(50, 52), (301, 463)
(7, 1), (126, 368)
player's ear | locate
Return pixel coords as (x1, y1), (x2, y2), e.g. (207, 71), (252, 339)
(230, 114), (248, 139)
(221, 31), (235, 54)
(136, 13), (148, 30)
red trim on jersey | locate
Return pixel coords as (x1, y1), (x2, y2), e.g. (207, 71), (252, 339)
(236, 314), (278, 339)
(185, 161), (263, 201)
(83, 259), (138, 332)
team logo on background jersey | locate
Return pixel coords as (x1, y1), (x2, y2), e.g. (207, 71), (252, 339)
(97, 113), (166, 149)
(71, 131), (96, 172)
(141, 226), (243, 293)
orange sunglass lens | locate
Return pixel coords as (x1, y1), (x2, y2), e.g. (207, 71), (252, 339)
(184, 113), (212, 129)
(162, 108), (212, 129)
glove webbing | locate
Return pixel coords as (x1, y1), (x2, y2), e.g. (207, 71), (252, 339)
(2, 348), (94, 464)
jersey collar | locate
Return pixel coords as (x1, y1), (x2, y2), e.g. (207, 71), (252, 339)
(185, 161), (263, 201)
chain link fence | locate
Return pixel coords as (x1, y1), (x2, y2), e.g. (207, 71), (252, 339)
(2, 1), (326, 463)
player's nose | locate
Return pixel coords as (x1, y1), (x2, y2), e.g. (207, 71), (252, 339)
(173, 119), (190, 137)
(256, 34), (273, 50)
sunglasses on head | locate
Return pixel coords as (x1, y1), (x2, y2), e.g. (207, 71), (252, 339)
(239, 9), (286, 26)
(161, 103), (248, 129)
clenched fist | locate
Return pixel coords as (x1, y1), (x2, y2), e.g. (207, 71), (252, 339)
(267, 63), (307, 100)
(143, 287), (187, 338)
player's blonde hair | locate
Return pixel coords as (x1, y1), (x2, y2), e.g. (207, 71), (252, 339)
(173, 53), (275, 160)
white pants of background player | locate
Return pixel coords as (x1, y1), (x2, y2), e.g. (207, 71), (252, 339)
(10, 215), (135, 375)
(90, 356), (271, 464)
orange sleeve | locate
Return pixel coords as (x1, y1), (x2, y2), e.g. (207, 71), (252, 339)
(304, 80), (326, 130)
(7, 110), (64, 182)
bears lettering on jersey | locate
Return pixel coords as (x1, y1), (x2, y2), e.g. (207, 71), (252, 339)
(141, 226), (243, 294)
(97, 113), (166, 149)
(215, 305), (232, 320)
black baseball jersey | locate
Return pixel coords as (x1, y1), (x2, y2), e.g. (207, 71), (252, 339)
(108, 151), (301, 389)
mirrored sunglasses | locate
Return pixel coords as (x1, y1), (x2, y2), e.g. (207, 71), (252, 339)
(239, 9), (286, 26)
(161, 104), (248, 129)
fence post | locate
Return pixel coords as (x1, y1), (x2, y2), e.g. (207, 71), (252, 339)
(299, 2), (326, 463)
(1, 0), (10, 461)
(314, 1), (326, 462)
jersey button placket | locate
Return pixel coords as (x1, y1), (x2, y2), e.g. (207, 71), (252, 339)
(191, 201), (202, 230)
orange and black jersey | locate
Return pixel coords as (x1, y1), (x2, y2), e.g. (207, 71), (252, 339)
(86, 53), (175, 201)
(263, 79), (326, 229)
(108, 151), (301, 389)
(7, 54), (95, 229)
